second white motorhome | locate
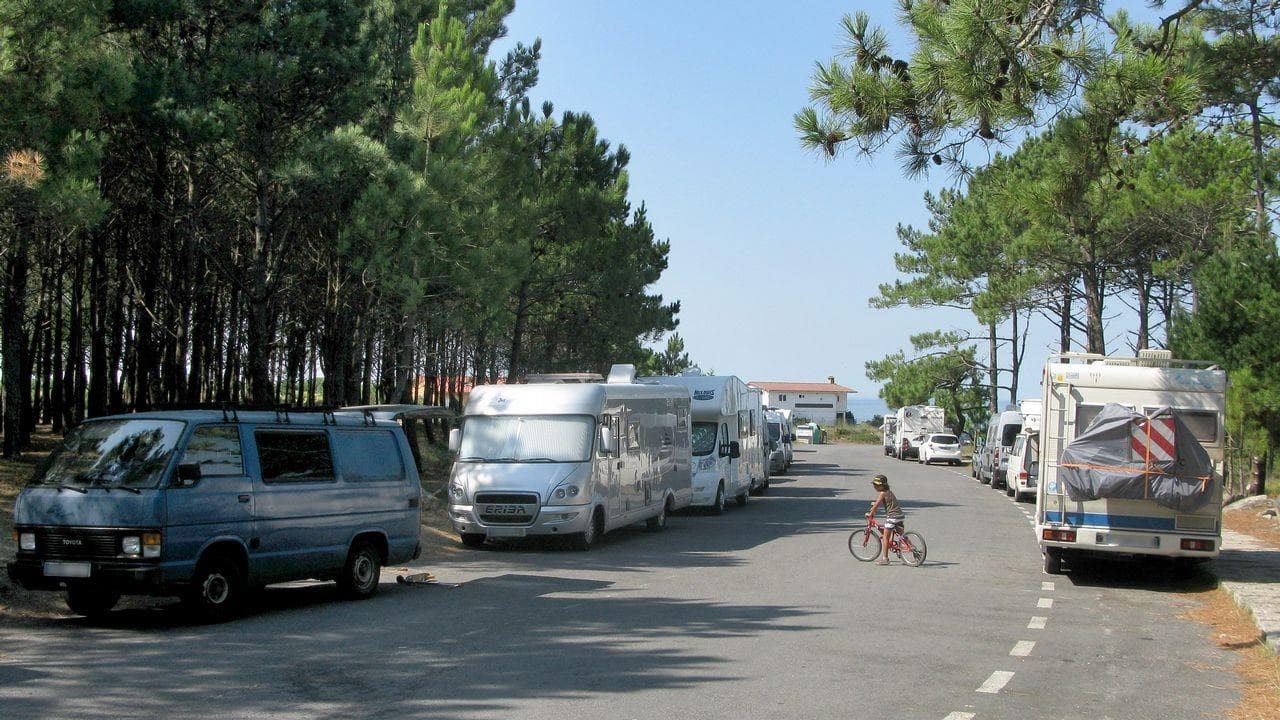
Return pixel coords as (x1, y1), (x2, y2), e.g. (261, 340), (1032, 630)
(1035, 350), (1227, 575)
(895, 405), (945, 460)
(447, 364), (692, 550)
(645, 371), (767, 511)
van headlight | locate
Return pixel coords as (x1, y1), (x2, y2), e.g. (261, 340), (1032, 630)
(122, 536), (141, 557)
(19, 532), (35, 551)
(552, 485), (580, 500)
(449, 480), (468, 503)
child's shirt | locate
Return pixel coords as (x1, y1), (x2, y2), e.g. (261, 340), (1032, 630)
(881, 489), (905, 520)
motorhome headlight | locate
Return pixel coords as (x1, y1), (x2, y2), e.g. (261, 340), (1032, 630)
(553, 485), (580, 500)
(449, 480), (468, 502)
(19, 532), (35, 551)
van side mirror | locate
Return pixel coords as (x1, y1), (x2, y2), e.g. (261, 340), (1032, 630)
(448, 428), (461, 452)
(175, 462), (201, 487)
(729, 441), (741, 459)
(599, 426), (615, 456)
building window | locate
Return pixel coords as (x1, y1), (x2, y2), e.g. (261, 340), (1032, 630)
(779, 394), (787, 402)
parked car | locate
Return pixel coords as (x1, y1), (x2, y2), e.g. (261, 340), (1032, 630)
(919, 433), (963, 466)
(8, 407), (436, 621)
(1005, 430), (1039, 502)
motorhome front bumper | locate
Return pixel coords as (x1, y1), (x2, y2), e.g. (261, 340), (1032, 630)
(449, 504), (592, 538)
(8, 558), (166, 592)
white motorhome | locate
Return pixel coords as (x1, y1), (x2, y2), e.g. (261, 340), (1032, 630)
(895, 405), (945, 460)
(1036, 351), (1227, 574)
(765, 409), (793, 474)
(644, 371), (767, 511)
(882, 414), (899, 456)
(447, 364), (692, 550)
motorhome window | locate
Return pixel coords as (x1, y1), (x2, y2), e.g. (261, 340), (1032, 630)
(334, 430), (404, 483)
(1074, 405), (1105, 433)
(750, 410), (756, 435)
(31, 419), (185, 490)
(257, 431), (335, 483)
(457, 415), (594, 463)
(627, 421), (642, 455)
(180, 425), (243, 477)
(738, 411), (749, 439)
(691, 422), (718, 456)
(1157, 409), (1219, 445)
(1000, 423), (1023, 447)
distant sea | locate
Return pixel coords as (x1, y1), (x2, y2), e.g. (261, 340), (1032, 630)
(847, 397), (891, 423)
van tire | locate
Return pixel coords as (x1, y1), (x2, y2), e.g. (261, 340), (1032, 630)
(646, 497), (670, 531)
(460, 533), (486, 548)
(184, 554), (244, 622)
(65, 585), (119, 619)
(711, 483), (726, 515)
(338, 542), (382, 600)
(736, 488), (749, 507)
(572, 509), (603, 551)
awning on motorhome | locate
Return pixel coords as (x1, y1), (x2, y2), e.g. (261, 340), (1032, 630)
(1058, 403), (1216, 513)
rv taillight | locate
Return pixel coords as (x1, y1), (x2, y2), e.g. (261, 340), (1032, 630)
(1017, 471), (1029, 481)
(1180, 538), (1215, 552)
(1042, 528), (1076, 543)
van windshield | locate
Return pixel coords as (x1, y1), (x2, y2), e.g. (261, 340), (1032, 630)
(767, 422), (781, 442)
(691, 422), (718, 456)
(31, 419), (186, 490)
(458, 415), (594, 463)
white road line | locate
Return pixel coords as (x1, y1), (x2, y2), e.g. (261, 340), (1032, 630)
(1028, 616), (1048, 630)
(943, 713), (976, 720)
(977, 670), (1016, 694)
(1037, 597), (1054, 609)
(1041, 581), (1055, 591)
(1010, 640), (1036, 657)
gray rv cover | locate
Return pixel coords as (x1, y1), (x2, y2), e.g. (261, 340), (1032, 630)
(1058, 403), (1216, 513)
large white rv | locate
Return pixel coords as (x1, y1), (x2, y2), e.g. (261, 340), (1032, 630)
(644, 371), (767, 511)
(447, 364), (692, 550)
(895, 405), (946, 460)
(1036, 351), (1227, 574)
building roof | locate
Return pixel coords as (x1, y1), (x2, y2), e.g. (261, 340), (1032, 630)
(749, 381), (857, 394)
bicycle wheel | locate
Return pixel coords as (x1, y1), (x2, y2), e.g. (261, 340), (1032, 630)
(897, 531), (927, 567)
(848, 526), (883, 562)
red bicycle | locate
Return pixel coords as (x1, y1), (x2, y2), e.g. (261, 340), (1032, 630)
(848, 515), (927, 566)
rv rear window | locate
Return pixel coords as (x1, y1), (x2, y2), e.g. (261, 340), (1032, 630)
(1075, 405), (1105, 433)
(1159, 409), (1219, 445)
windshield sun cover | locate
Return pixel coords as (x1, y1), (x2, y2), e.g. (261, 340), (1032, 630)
(32, 419), (186, 490)
(691, 422), (718, 457)
(458, 415), (594, 463)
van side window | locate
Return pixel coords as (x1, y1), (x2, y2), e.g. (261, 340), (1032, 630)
(181, 425), (244, 477)
(334, 431), (404, 483)
(256, 430), (334, 483)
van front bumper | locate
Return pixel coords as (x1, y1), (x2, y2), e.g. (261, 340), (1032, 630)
(7, 558), (167, 592)
(448, 504), (592, 538)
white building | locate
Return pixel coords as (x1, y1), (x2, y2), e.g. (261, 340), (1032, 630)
(749, 377), (856, 425)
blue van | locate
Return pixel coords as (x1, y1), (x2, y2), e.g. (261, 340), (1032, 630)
(7, 407), (435, 621)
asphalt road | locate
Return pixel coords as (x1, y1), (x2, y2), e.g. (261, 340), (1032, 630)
(0, 443), (1238, 719)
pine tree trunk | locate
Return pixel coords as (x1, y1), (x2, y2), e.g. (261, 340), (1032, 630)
(3, 198), (33, 457)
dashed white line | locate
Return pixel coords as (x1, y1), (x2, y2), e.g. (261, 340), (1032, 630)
(1037, 597), (1054, 609)
(943, 713), (976, 720)
(977, 670), (1016, 694)
(1028, 616), (1047, 630)
(1041, 581), (1055, 591)
(1010, 640), (1036, 657)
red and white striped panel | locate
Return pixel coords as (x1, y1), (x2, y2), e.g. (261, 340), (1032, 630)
(1132, 416), (1176, 463)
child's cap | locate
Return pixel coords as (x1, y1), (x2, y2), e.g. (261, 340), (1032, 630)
(872, 473), (889, 488)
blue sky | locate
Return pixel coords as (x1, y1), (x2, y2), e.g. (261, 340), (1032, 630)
(493, 1), (1145, 415)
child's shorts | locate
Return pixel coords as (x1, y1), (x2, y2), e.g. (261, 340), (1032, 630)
(885, 518), (904, 531)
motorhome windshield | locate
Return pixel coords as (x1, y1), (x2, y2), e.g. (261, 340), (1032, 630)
(691, 422), (718, 456)
(458, 415), (594, 463)
(31, 419), (186, 490)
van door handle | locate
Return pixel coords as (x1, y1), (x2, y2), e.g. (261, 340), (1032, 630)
(238, 495), (250, 503)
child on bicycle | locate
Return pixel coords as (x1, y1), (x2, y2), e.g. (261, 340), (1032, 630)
(866, 474), (905, 565)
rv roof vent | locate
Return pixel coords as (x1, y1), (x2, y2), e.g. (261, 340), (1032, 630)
(1136, 348), (1173, 367)
(680, 367), (704, 376)
(607, 364), (638, 384)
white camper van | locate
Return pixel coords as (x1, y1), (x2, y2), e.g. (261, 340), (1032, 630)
(447, 364), (693, 550)
(895, 405), (945, 460)
(645, 371), (767, 511)
(979, 408), (1025, 488)
(765, 409), (793, 474)
(1036, 351), (1227, 574)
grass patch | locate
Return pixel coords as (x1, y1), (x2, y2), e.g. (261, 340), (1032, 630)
(823, 423), (883, 444)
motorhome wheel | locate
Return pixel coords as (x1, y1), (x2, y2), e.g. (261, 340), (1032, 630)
(647, 497), (670, 531)
(460, 533), (485, 548)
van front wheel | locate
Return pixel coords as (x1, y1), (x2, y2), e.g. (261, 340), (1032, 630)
(184, 555), (243, 622)
(65, 585), (119, 619)
(460, 533), (486, 548)
(646, 497), (669, 531)
(338, 542), (382, 600)
(572, 510), (603, 551)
